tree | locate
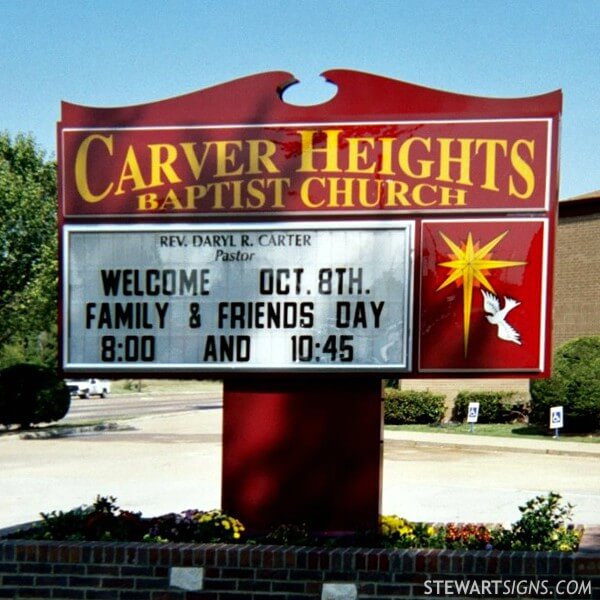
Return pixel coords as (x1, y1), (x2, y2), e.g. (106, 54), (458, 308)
(0, 132), (57, 367)
(0, 363), (70, 429)
(530, 336), (600, 433)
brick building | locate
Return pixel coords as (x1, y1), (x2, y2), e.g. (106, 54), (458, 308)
(554, 190), (600, 347)
(402, 190), (600, 407)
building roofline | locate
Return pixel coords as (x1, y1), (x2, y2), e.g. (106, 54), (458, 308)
(559, 190), (599, 218)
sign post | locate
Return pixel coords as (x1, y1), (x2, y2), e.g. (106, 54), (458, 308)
(467, 401), (480, 433)
(58, 70), (561, 532)
(550, 406), (564, 438)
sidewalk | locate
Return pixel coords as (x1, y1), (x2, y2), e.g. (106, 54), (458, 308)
(384, 428), (600, 457)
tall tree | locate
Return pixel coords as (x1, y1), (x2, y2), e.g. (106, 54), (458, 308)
(0, 132), (57, 366)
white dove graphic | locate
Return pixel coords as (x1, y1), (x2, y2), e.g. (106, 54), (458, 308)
(481, 289), (522, 345)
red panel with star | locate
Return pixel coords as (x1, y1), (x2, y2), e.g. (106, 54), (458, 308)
(419, 219), (548, 372)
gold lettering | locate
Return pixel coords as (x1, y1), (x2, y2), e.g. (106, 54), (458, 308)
(475, 139), (508, 192)
(300, 177), (326, 208)
(347, 138), (376, 173)
(116, 145), (148, 195)
(160, 189), (184, 210)
(214, 141), (243, 177)
(74, 134), (114, 203)
(398, 137), (433, 179)
(439, 185), (467, 206)
(357, 178), (380, 208)
(437, 138), (474, 185)
(245, 178), (266, 208)
(509, 139), (535, 199)
(265, 178), (289, 208)
(148, 144), (182, 187)
(297, 129), (342, 172)
(327, 177), (354, 207)
(180, 142), (213, 180)
(185, 185), (206, 209)
(246, 140), (279, 175)
(412, 183), (437, 206)
(137, 192), (159, 211)
(378, 138), (396, 175)
(207, 181), (230, 209)
(229, 180), (244, 209)
(384, 180), (411, 207)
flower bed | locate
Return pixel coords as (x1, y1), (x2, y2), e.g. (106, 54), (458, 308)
(2, 492), (582, 553)
(1, 493), (596, 599)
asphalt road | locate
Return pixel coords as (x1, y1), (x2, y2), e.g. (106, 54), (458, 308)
(63, 390), (222, 423)
(1, 395), (599, 530)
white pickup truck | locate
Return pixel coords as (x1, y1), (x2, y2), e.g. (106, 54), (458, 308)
(66, 379), (111, 399)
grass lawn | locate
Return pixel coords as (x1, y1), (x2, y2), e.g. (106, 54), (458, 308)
(385, 422), (600, 443)
(110, 378), (223, 394)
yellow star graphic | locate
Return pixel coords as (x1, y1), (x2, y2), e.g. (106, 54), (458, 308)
(436, 230), (526, 356)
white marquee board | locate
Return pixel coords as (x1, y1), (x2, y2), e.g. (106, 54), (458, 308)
(62, 222), (414, 373)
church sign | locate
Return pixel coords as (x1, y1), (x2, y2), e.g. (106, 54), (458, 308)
(58, 70), (561, 376)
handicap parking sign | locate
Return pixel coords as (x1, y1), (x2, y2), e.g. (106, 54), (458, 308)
(467, 402), (480, 424)
(549, 406), (564, 429)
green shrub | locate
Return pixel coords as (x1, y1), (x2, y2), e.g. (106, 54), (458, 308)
(494, 492), (581, 552)
(28, 496), (145, 542)
(383, 389), (445, 425)
(23, 496), (245, 544)
(530, 336), (600, 433)
(265, 523), (313, 546)
(34, 505), (92, 541)
(122, 379), (146, 392)
(453, 391), (528, 423)
(0, 363), (70, 429)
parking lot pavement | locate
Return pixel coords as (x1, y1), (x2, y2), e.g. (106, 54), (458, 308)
(2, 408), (599, 529)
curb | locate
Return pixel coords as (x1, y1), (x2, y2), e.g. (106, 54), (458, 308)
(18, 422), (136, 440)
(384, 431), (600, 458)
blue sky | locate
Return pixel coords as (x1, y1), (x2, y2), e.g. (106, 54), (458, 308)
(1, 0), (598, 199)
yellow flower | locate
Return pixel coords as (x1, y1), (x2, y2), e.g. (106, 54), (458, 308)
(558, 543), (572, 551)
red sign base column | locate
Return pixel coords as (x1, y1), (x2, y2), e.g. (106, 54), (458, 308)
(222, 376), (382, 533)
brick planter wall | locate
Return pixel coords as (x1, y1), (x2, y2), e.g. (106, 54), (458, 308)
(1, 540), (599, 599)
